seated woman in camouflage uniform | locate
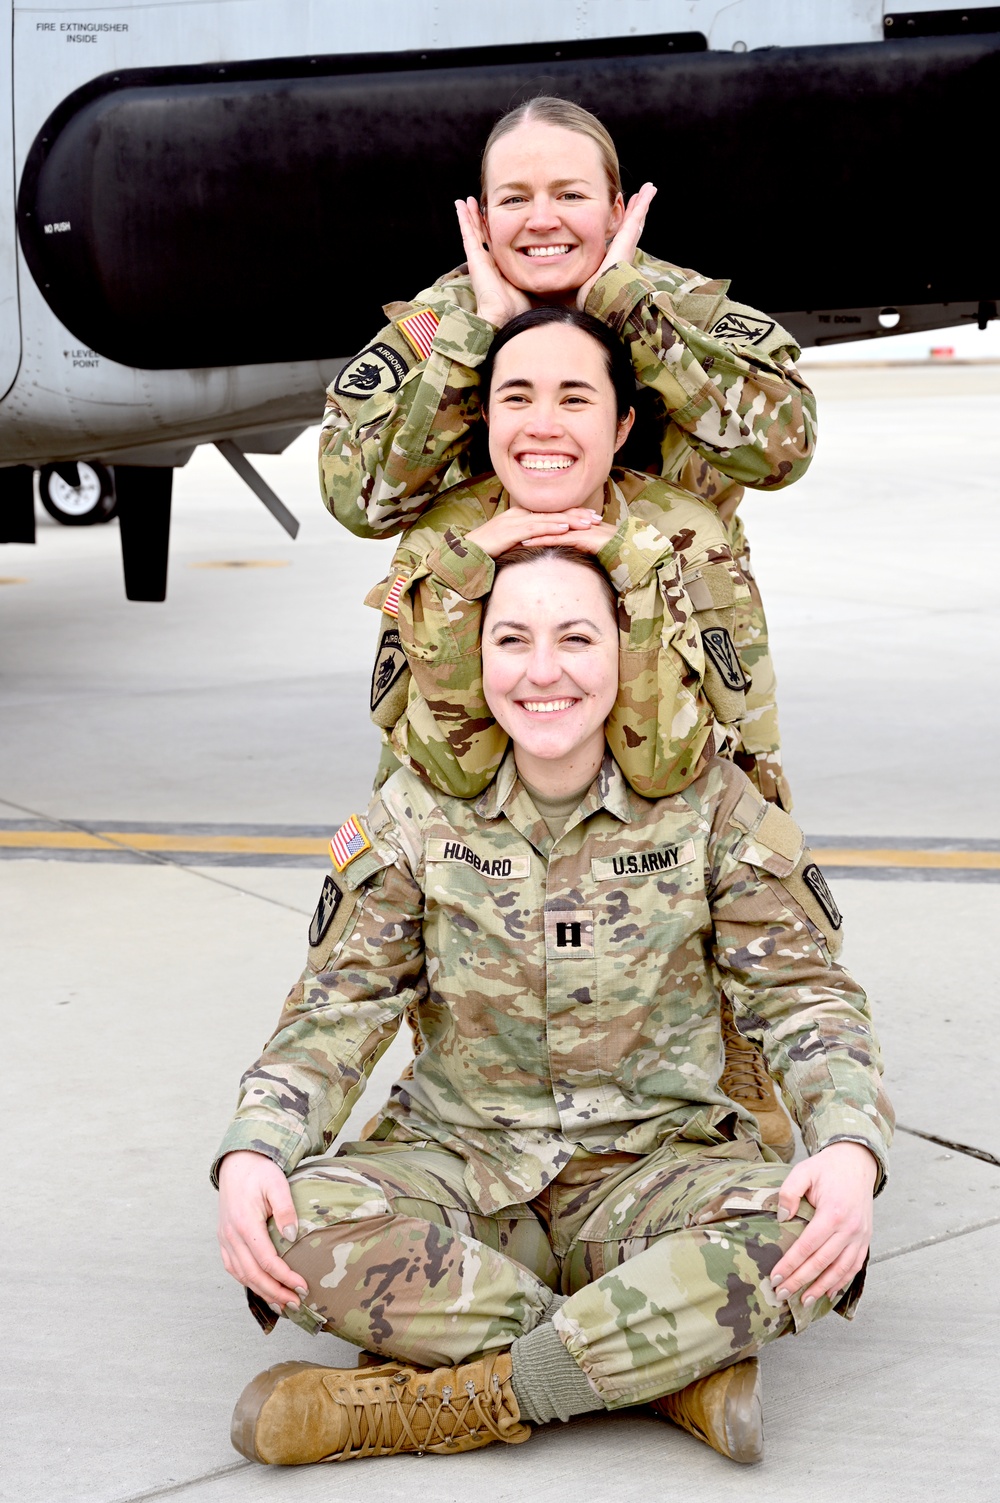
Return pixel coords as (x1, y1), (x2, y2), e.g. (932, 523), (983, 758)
(214, 546), (892, 1471)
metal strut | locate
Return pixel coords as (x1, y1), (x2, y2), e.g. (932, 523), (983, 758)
(215, 440), (300, 539)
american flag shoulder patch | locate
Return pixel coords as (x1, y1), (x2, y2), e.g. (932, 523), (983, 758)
(330, 815), (373, 872)
(382, 575), (407, 618)
(396, 307), (440, 361)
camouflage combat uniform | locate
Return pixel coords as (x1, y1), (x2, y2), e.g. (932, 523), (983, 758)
(367, 467), (750, 799)
(214, 754), (891, 1409)
(320, 249), (816, 808)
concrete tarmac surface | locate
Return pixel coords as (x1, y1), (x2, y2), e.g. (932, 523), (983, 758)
(2, 364), (999, 1502)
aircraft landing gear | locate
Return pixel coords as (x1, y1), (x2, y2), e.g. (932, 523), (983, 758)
(115, 465), (173, 602)
(38, 461), (117, 525)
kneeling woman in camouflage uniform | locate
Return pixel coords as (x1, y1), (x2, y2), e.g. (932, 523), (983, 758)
(215, 549), (892, 1468)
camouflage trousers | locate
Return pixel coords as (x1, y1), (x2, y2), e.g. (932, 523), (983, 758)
(728, 513), (791, 811)
(260, 1136), (853, 1411)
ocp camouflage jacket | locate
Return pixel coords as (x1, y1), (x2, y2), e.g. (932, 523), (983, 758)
(215, 754), (892, 1215)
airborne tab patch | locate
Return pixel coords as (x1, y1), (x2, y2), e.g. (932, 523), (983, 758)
(371, 625), (408, 713)
(330, 815), (372, 872)
(710, 311), (776, 346)
(308, 873), (343, 947)
(703, 627), (751, 693)
(592, 839), (696, 882)
(426, 837), (530, 879)
(801, 863), (843, 930)
(333, 342), (408, 399)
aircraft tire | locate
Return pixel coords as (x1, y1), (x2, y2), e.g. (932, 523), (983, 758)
(38, 462), (117, 526)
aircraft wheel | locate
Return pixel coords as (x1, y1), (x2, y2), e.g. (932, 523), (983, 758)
(38, 461), (117, 525)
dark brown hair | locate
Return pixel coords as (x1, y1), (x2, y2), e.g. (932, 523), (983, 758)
(480, 306), (636, 424)
(488, 544), (618, 622)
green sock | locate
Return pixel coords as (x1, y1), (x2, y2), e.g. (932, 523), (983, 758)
(510, 1314), (605, 1426)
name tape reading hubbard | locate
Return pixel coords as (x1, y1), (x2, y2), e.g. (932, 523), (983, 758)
(426, 838), (531, 879)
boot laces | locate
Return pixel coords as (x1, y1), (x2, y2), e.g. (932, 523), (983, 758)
(328, 1368), (510, 1460)
(721, 1028), (772, 1107)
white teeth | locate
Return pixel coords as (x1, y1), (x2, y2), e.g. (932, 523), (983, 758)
(523, 245), (573, 258)
(519, 456), (573, 471)
(521, 699), (576, 713)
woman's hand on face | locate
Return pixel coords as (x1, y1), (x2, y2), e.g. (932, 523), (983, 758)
(769, 1141), (878, 1308)
(455, 198), (533, 330)
(217, 1150), (306, 1310)
(467, 504), (603, 560)
(576, 182), (658, 311)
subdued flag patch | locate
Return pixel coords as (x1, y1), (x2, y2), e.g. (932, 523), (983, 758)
(382, 575), (407, 619)
(330, 815), (372, 871)
(396, 307), (440, 360)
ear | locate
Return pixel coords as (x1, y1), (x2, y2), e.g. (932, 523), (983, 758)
(481, 201), (495, 252)
(606, 192), (625, 238)
(613, 406), (635, 453)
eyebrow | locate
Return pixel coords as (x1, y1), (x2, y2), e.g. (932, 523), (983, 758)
(492, 177), (593, 193)
(495, 377), (599, 394)
(488, 617), (604, 633)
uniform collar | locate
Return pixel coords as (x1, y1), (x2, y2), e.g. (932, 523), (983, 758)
(475, 747), (634, 831)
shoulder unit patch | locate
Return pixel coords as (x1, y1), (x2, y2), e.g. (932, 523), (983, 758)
(710, 311), (776, 346)
(334, 342), (408, 400)
(801, 862), (843, 930)
(703, 626), (751, 693)
(371, 625), (408, 713)
(308, 873), (343, 947)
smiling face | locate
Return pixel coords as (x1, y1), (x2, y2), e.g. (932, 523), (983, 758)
(483, 555), (619, 794)
(482, 121), (624, 299)
(485, 322), (633, 513)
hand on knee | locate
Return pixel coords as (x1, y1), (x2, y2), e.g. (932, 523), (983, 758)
(217, 1151), (306, 1310)
(770, 1142), (877, 1306)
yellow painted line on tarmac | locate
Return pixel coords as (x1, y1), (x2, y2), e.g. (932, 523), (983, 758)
(0, 830), (328, 856)
(813, 847), (1000, 871)
(1, 829), (998, 869)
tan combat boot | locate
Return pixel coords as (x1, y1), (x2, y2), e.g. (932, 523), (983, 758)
(720, 996), (795, 1162)
(231, 1352), (531, 1464)
(652, 1356), (763, 1464)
